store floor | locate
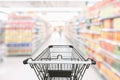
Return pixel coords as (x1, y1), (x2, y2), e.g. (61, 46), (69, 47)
(0, 32), (105, 80)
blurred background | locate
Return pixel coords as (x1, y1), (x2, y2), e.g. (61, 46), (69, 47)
(0, 0), (120, 80)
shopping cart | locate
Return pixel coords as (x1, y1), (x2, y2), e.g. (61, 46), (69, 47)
(23, 45), (96, 80)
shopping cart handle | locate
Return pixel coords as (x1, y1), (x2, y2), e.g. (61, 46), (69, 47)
(23, 58), (33, 64)
(91, 59), (96, 65)
(48, 45), (73, 48)
(69, 45), (73, 48)
(49, 45), (53, 48)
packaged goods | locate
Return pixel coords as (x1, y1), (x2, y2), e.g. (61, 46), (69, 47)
(101, 31), (114, 40)
(113, 45), (120, 56)
(113, 18), (120, 30)
(100, 41), (114, 52)
(103, 19), (113, 28)
(114, 31), (120, 42)
(100, 64), (120, 80)
(112, 61), (120, 73)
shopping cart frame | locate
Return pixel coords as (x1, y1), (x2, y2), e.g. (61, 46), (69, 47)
(23, 45), (96, 80)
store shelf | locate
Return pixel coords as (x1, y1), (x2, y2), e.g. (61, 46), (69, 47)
(86, 23), (101, 26)
(100, 14), (120, 21)
(93, 66), (109, 80)
(80, 30), (100, 34)
(103, 61), (120, 78)
(100, 48), (120, 62)
(65, 1), (120, 80)
(5, 13), (51, 56)
(73, 37), (85, 46)
(85, 43), (100, 53)
(77, 36), (100, 53)
(101, 28), (120, 32)
(100, 39), (120, 46)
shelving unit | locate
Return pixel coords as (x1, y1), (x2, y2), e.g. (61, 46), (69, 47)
(87, 1), (120, 80)
(5, 13), (51, 56)
(5, 13), (35, 56)
(100, 48), (120, 62)
(65, 0), (120, 80)
(100, 39), (120, 46)
(100, 16), (120, 80)
(32, 18), (47, 53)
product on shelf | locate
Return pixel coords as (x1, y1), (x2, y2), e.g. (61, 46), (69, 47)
(112, 61), (120, 73)
(103, 19), (113, 28)
(114, 31), (120, 42)
(100, 52), (113, 65)
(113, 18), (120, 30)
(114, 2), (120, 15)
(86, 1), (120, 80)
(92, 18), (99, 23)
(6, 13), (34, 55)
(65, 1), (120, 80)
(100, 41), (114, 53)
(100, 63), (120, 80)
(100, 49), (120, 78)
(100, 3), (114, 18)
(113, 45), (120, 57)
(90, 26), (101, 32)
(94, 52), (103, 68)
(101, 30), (114, 40)
(87, 49), (102, 69)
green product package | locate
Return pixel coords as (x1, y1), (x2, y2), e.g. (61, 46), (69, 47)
(113, 45), (120, 56)
(113, 18), (120, 30)
(112, 61), (120, 72)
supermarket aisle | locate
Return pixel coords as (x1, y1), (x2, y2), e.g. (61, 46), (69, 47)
(48, 31), (70, 45)
(32, 31), (70, 58)
(0, 32), (105, 80)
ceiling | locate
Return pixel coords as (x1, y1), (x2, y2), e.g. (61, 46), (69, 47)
(0, 0), (100, 26)
(0, 0), (99, 8)
(0, 1), (86, 8)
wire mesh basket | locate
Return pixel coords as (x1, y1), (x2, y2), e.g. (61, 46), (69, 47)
(23, 45), (96, 80)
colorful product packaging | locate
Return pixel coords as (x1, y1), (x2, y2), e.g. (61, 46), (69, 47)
(103, 19), (113, 28)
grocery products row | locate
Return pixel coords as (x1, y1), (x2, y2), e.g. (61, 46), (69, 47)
(65, 0), (120, 80)
(0, 12), (51, 56)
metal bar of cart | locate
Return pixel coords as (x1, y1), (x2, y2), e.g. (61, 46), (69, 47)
(23, 45), (96, 80)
